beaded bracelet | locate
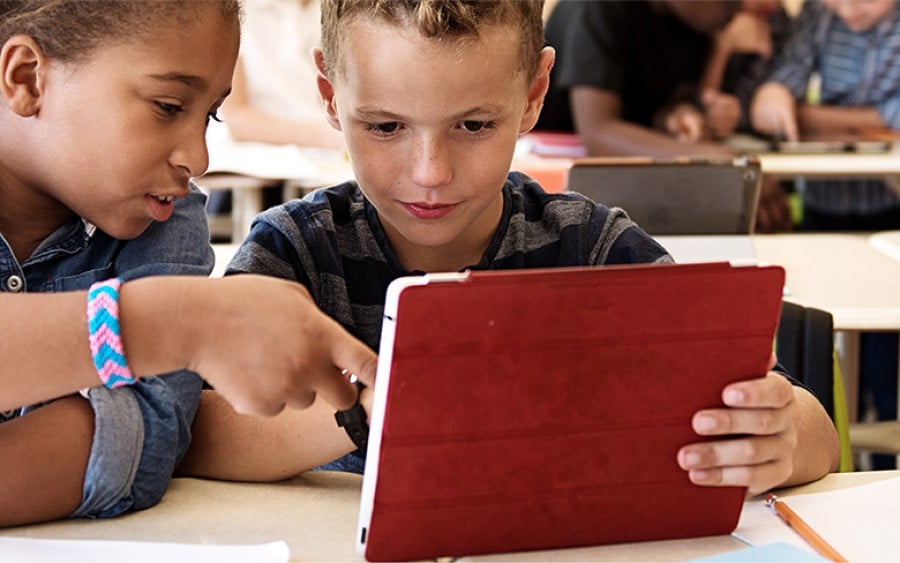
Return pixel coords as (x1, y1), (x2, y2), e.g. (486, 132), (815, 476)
(86, 278), (137, 389)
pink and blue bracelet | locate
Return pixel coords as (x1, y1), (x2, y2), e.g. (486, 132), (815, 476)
(86, 278), (137, 389)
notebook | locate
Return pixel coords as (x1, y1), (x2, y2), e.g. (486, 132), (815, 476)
(357, 262), (786, 562)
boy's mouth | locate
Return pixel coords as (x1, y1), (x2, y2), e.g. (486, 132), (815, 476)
(403, 201), (456, 220)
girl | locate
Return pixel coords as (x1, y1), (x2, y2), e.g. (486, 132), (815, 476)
(0, 0), (374, 527)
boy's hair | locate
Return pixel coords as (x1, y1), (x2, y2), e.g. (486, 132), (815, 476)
(320, 0), (544, 81)
(0, 0), (242, 63)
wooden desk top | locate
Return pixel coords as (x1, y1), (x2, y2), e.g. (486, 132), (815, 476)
(1, 471), (896, 562)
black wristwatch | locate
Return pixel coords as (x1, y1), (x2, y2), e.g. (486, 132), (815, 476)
(334, 381), (369, 452)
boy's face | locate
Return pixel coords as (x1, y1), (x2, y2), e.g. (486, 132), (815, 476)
(823, 0), (896, 32)
(2, 9), (238, 240)
(316, 20), (552, 272)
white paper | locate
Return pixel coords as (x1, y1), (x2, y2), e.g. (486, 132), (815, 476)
(0, 537), (289, 563)
(734, 476), (900, 561)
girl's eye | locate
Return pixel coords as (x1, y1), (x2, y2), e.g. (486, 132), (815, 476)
(461, 120), (496, 133)
(155, 101), (184, 116)
(206, 110), (223, 124)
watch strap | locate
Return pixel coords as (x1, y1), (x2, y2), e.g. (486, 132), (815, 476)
(334, 381), (369, 452)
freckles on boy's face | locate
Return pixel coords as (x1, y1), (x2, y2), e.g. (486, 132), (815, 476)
(329, 21), (533, 266)
(823, 0), (896, 32)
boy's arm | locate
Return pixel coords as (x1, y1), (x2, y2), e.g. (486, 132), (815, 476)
(179, 388), (370, 480)
(797, 104), (889, 137)
(677, 358), (840, 495)
(570, 87), (735, 158)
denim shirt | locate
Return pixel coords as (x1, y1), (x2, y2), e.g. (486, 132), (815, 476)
(0, 185), (213, 294)
(0, 185), (214, 419)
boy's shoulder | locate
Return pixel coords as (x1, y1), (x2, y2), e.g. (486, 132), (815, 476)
(259, 180), (365, 226)
(507, 171), (602, 216)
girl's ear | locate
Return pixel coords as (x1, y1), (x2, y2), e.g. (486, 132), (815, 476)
(313, 48), (342, 131)
(0, 35), (46, 117)
(518, 46), (556, 135)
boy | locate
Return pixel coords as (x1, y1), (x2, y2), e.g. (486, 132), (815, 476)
(182, 0), (839, 496)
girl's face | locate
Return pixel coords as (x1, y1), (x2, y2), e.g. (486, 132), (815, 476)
(823, 0), (896, 32)
(7, 9), (239, 241)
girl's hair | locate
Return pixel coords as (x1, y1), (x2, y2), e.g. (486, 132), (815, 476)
(0, 0), (242, 63)
(320, 0), (544, 81)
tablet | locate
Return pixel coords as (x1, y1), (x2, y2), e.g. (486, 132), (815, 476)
(357, 262), (786, 561)
(565, 156), (761, 235)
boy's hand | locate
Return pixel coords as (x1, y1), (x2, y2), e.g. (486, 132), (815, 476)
(750, 82), (799, 141)
(677, 354), (800, 496)
(701, 89), (741, 140)
(664, 103), (706, 142)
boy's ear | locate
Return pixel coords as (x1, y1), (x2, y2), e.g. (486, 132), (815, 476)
(313, 48), (342, 132)
(518, 46), (556, 135)
(0, 35), (46, 117)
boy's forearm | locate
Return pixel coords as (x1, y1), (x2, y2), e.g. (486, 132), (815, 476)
(180, 390), (358, 481)
(797, 104), (886, 137)
(580, 119), (733, 158)
(784, 387), (840, 488)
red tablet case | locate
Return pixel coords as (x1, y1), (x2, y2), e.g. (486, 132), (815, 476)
(358, 262), (785, 561)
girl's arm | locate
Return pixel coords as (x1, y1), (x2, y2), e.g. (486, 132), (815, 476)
(0, 275), (377, 414)
(220, 58), (345, 150)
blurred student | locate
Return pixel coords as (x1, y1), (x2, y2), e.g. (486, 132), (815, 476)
(181, 0), (839, 497)
(751, 0), (900, 230)
(205, 0), (345, 227)
(703, 0), (793, 133)
(536, 0), (792, 232)
(219, 0), (344, 150)
(0, 0), (373, 527)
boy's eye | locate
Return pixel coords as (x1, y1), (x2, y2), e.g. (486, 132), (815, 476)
(371, 122), (400, 134)
(461, 120), (495, 133)
(155, 101), (184, 116)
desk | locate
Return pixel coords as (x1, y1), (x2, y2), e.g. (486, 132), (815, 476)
(753, 233), (900, 332)
(757, 147), (900, 179)
(725, 133), (900, 179)
(1, 470), (896, 561)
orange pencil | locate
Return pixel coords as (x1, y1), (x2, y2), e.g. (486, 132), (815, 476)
(765, 494), (847, 563)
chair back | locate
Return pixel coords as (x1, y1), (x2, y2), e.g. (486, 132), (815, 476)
(777, 301), (835, 414)
(776, 301), (853, 471)
(565, 156), (761, 235)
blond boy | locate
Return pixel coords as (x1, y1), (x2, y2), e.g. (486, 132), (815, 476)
(183, 0), (839, 496)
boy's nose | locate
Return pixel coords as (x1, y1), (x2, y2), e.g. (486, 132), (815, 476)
(410, 135), (453, 188)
